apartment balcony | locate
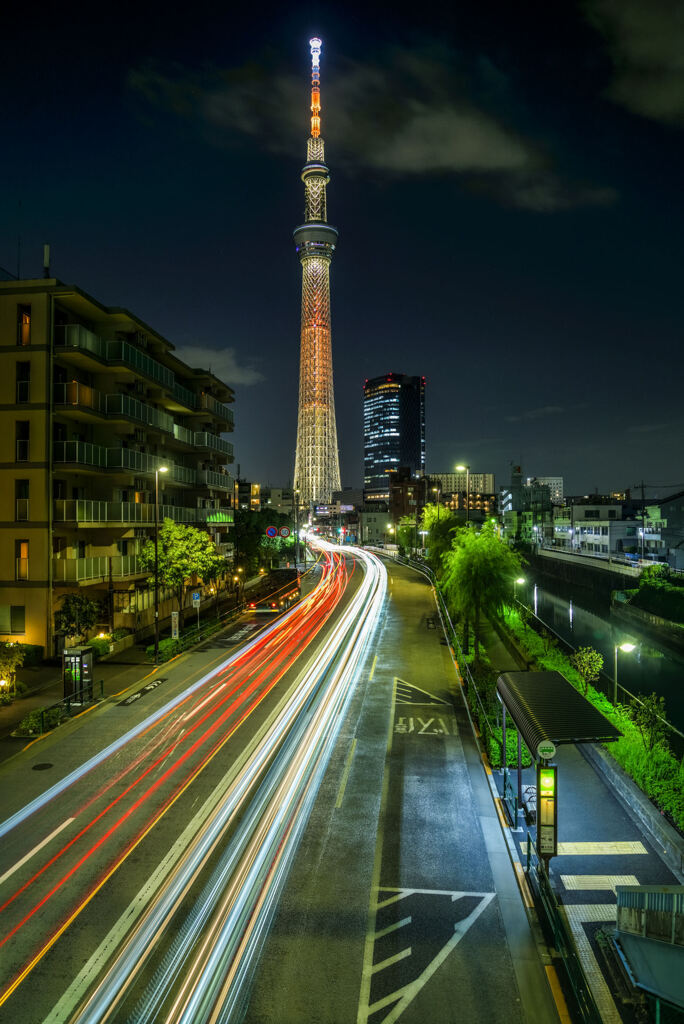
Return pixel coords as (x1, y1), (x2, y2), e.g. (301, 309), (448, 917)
(53, 500), (207, 525)
(53, 440), (107, 468)
(106, 340), (174, 390)
(194, 507), (234, 524)
(198, 469), (234, 491)
(172, 464), (197, 486)
(107, 448), (176, 476)
(200, 393), (234, 428)
(106, 394), (174, 433)
(193, 432), (233, 458)
(173, 423), (194, 445)
(172, 381), (198, 410)
(15, 558), (29, 581)
(54, 381), (106, 414)
(56, 324), (107, 361)
(52, 554), (142, 582)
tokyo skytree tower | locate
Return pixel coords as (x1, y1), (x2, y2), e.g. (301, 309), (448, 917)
(293, 37), (341, 506)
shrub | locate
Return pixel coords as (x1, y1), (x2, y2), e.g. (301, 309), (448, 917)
(88, 636), (113, 658)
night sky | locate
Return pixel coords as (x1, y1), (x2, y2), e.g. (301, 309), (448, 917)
(2, 1), (683, 496)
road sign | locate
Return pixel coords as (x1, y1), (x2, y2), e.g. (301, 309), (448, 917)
(265, 525), (278, 538)
(171, 611), (179, 639)
(192, 591), (201, 608)
(536, 739), (556, 760)
(279, 526), (291, 538)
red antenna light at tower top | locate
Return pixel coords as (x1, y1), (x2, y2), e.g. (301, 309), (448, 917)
(310, 37), (322, 137)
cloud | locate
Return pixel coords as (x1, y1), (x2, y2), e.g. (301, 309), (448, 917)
(505, 405), (564, 424)
(173, 345), (265, 387)
(128, 44), (615, 211)
(584, 0), (684, 126)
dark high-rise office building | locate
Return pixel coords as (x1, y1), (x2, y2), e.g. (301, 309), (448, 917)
(363, 373), (426, 502)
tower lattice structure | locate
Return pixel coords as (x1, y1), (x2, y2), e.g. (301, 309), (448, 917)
(293, 37), (341, 506)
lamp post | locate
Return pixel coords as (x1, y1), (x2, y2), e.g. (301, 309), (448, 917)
(456, 464), (470, 523)
(613, 642), (636, 704)
(154, 465), (169, 665)
(432, 485), (441, 522)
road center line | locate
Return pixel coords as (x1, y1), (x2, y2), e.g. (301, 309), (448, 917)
(0, 819), (75, 888)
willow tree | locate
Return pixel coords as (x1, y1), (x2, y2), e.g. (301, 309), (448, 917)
(420, 502), (458, 577)
(441, 523), (524, 661)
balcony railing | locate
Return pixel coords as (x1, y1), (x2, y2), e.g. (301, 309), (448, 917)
(54, 381), (106, 412)
(201, 393), (234, 427)
(198, 469), (234, 491)
(16, 380), (30, 403)
(194, 432), (233, 457)
(53, 500), (210, 525)
(52, 555), (141, 582)
(173, 423), (194, 445)
(106, 448), (170, 474)
(15, 558), (29, 581)
(172, 464), (197, 486)
(15, 499), (29, 521)
(15, 439), (30, 462)
(56, 324), (107, 360)
(172, 381), (198, 410)
(194, 507), (234, 524)
(53, 440), (107, 468)
(106, 340), (174, 390)
(106, 394), (174, 433)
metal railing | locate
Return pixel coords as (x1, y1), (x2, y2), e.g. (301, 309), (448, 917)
(56, 323), (107, 360)
(15, 557), (29, 581)
(106, 393), (174, 433)
(173, 422), (194, 445)
(53, 499), (216, 525)
(526, 835), (603, 1024)
(52, 555), (141, 582)
(53, 440), (107, 468)
(172, 381), (198, 410)
(33, 680), (105, 735)
(201, 393), (234, 427)
(53, 381), (105, 412)
(15, 439), (30, 462)
(193, 431), (233, 457)
(15, 380), (30, 403)
(15, 498), (29, 521)
(106, 340), (175, 390)
(198, 469), (234, 490)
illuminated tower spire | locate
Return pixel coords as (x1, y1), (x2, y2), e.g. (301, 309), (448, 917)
(293, 37), (341, 506)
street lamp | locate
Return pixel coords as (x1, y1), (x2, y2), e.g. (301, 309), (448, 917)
(456, 464), (470, 523)
(154, 465), (169, 665)
(432, 485), (441, 522)
(513, 576), (525, 603)
(613, 642), (636, 704)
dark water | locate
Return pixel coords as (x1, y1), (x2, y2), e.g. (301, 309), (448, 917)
(517, 574), (684, 734)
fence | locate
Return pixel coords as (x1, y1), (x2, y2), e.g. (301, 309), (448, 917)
(29, 680), (105, 736)
(526, 835), (603, 1024)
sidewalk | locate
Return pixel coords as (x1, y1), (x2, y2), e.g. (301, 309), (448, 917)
(481, 617), (681, 1024)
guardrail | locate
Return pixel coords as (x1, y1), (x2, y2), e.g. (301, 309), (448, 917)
(29, 680), (106, 735)
(526, 835), (603, 1024)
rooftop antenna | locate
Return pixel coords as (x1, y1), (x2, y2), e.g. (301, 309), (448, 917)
(309, 37), (322, 138)
(43, 244), (51, 279)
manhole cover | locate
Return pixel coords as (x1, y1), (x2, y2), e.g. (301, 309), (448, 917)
(32, 763), (53, 771)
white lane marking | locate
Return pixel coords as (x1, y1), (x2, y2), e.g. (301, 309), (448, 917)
(0, 818), (75, 887)
(371, 947), (412, 973)
(375, 915), (412, 940)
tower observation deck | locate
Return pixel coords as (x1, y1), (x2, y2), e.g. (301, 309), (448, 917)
(293, 37), (341, 507)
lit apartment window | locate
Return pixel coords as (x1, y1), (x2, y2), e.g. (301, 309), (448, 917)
(15, 479), (29, 521)
(16, 361), (31, 403)
(15, 421), (30, 462)
(0, 605), (25, 634)
(17, 305), (31, 347)
(15, 539), (29, 580)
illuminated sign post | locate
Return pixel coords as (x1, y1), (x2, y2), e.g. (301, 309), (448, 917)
(537, 762), (558, 862)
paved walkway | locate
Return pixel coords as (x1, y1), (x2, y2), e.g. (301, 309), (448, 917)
(480, 615), (680, 1024)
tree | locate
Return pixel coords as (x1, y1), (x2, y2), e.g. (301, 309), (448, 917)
(397, 515), (416, 555)
(570, 646), (603, 695)
(232, 510), (295, 575)
(139, 520), (227, 627)
(630, 693), (669, 752)
(441, 523), (524, 662)
(420, 503), (459, 575)
(0, 642), (26, 701)
(54, 594), (101, 644)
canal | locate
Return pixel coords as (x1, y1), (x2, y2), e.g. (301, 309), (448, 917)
(517, 572), (684, 735)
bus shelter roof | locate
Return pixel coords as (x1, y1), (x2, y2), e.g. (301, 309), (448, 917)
(496, 671), (622, 759)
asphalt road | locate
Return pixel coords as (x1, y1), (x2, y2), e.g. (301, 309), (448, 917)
(242, 557), (560, 1024)
(0, 546), (376, 1023)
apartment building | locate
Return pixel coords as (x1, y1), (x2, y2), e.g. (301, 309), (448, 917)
(0, 277), (235, 655)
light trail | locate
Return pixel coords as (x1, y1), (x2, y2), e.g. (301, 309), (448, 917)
(0, 546), (354, 1012)
(68, 543), (386, 1024)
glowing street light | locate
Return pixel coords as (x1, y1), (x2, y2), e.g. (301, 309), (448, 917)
(513, 576), (526, 603)
(613, 641), (636, 703)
